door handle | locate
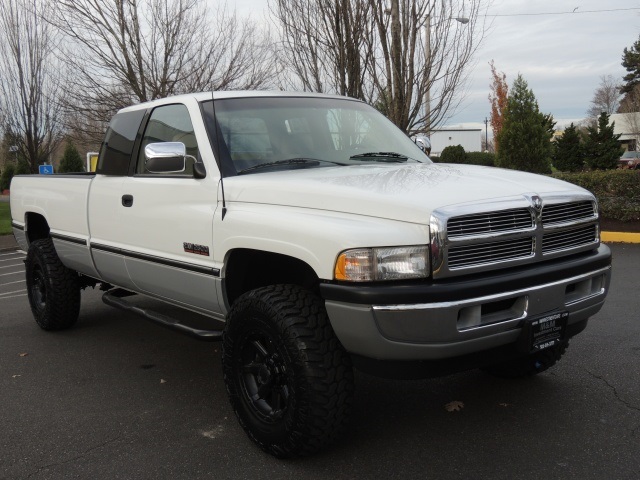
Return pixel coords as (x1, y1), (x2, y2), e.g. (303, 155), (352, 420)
(122, 194), (134, 207)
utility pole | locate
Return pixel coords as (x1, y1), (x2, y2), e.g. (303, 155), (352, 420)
(484, 117), (489, 152)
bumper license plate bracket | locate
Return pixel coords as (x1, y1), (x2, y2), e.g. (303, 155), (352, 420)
(517, 311), (569, 354)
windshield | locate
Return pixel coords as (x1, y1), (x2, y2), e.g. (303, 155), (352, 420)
(201, 96), (431, 175)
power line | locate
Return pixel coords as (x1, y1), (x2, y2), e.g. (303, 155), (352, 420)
(490, 7), (640, 17)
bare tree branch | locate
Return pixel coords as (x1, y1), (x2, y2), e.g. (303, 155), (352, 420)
(587, 74), (621, 120)
(270, 0), (373, 99)
(0, 0), (65, 172)
(271, 0), (490, 135)
(48, 0), (275, 146)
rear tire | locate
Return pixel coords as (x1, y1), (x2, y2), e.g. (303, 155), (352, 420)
(482, 342), (568, 379)
(25, 238), (81, 330)
(222, 284), (354, 458)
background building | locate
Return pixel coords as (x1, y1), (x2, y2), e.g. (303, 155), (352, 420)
(430, 128), (482, 156)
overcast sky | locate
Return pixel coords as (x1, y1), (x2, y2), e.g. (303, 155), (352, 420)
(235, 0), (640, 132)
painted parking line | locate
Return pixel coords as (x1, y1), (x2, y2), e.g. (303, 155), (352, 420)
(0, 289), (27, 296)
(0, 256), (24, 262)
(0, 271), (24, 277)
(0, 264), (24, 270)
(0, 294), (26, 300)
(0, 257), (25, 263)
(1, 280), (26, 287)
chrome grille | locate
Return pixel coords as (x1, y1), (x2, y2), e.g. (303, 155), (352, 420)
(431, 194), (601, 279)
(542, 201), (595, 225)
(542, 224), (598, 254)
(448, 237), (534, 269)
(447, 208), (533, 238)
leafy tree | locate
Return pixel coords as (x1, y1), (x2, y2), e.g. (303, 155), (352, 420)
(58, 142), (85, 173)
(440, 145), (466, 164)
(553, 123), (583, 172)
(488, 60), (508, 153)
(621, 35), (640, 96)
(0, 163), (15, 190)
(496, 75), (552, 174)
(583, 112), (622, 170)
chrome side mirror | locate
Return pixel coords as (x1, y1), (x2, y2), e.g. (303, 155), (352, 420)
(144, 142), (187, 173)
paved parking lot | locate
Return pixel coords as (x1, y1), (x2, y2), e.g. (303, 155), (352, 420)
(1, 244), (639, 480)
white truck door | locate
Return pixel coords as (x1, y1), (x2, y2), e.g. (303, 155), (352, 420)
(117, 101), (222, 315)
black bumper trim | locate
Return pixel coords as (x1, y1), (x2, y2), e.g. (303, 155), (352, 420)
(320, 245), (611, 305)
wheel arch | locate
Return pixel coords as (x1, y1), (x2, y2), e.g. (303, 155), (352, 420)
(222, 248), (320, 308)
(25, 212), (51, 245)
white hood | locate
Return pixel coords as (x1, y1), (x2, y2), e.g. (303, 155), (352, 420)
(223, 163), (589, 224)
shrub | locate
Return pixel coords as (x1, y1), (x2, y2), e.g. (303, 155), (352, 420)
(440, 145), (466, 164)
(465, 151), (495, 167)
(552, 170), (640, 222)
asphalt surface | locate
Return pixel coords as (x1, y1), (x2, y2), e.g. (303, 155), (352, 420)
(1, 244), (639, 480)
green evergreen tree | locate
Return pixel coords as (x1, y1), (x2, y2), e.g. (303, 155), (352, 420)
(621, 34), (640, 95)
(58, 142), (85, 173)
(0, 163), (16, 191)
(15, 160), (31, 175)
(583, 112), (622, 170)
(496, 75), (552, 174)
(552, 123), (583, 172)
(440, 145), (466, 164)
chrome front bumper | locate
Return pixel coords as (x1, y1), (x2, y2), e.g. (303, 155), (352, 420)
(324, 261), (611, 362)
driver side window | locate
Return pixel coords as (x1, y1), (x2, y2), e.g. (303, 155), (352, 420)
(137, 104), (199, 175)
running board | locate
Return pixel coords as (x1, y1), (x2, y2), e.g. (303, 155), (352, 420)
(102, 289), (223, 342)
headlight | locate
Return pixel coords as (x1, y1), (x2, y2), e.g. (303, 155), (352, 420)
(334, 246), (429, 281)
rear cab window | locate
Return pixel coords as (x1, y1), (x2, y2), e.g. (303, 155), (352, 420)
(97, 109), (146, 176)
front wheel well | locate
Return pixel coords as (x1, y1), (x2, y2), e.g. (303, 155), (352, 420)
(223, 249), (320, 307)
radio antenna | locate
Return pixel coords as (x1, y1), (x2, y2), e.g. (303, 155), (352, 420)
(210, 91), (227, 220)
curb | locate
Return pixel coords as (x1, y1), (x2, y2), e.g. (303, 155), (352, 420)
(601, 231), (640, 244)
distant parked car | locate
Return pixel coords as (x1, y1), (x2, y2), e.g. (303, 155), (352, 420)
(618, 150), (640, 169)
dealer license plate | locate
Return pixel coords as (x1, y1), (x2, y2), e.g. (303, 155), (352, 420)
(518, 311), (568, 353)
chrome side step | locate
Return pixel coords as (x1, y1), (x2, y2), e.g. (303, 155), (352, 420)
(102, 288), (223, 342)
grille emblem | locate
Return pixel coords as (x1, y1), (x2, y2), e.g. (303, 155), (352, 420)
(532, 196), (542, 212)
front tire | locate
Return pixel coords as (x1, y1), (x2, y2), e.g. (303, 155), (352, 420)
(222, 284), (354, 458)
(25, 238), (81, 330)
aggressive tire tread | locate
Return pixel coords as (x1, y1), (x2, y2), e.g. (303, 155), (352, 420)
(26, 238), (81, 330)
(222, 284), (354, 458)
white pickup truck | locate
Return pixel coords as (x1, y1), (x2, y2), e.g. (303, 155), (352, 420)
(11, 91), (611, 457)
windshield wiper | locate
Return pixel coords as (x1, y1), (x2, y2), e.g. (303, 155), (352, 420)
(236, 158), (345, 175)
(349, 152), (409, 162)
